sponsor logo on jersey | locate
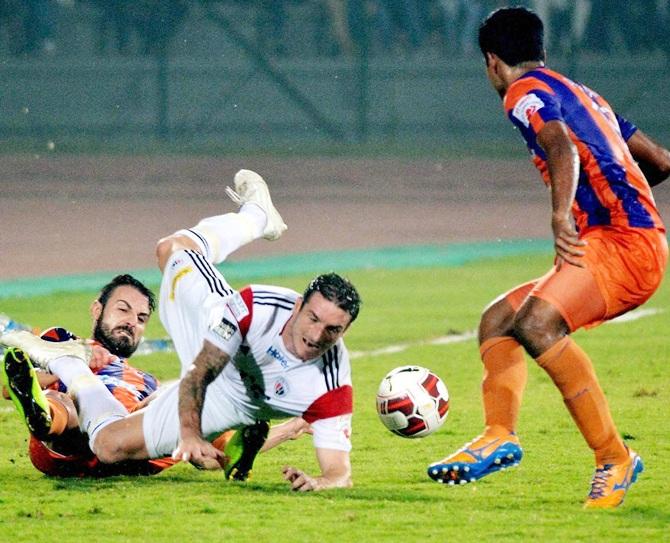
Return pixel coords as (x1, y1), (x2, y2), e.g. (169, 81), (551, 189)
(274, 377), (289, 397)
(227, 291), (250, 321)
(513, 93), (545, 128)
(211, 317), (238, 341)
(267, 345), (289, 368)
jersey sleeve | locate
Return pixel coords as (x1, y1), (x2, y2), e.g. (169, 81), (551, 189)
(615, 113), (638, 141)
(310, 414), (352, 452)
(505, 78), (563, 135)
(302, 381), (353, 451)
(203, 289), (253, 357)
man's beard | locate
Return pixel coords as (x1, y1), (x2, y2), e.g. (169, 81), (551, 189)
(93, 317), (139, 358)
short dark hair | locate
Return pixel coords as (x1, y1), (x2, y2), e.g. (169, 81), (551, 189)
(98, 274), (156, 314)
(478, 6), (545, 66)
(303, 273), (361, 323)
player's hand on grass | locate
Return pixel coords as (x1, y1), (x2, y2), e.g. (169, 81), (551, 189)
(172, 435), (223, 469)
(551, 213), (586, 269)
(282, 466), (320, 492)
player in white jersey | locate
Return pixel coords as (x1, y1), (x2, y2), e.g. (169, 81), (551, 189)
(1, 169), (361, 491)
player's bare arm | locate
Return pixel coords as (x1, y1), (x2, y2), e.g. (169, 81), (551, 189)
(282, 447), (352, 492)
(536, 120), (586, 269)
(625, 129), (670, 187)
(260, 417), (312, 453)
(173, 339), (230, 467)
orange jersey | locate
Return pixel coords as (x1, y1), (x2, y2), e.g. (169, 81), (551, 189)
(504, 67), (665, 234)
(50, 357), (158, 411)
(29, 435), (175, 478)
(32, 327), (175, 477)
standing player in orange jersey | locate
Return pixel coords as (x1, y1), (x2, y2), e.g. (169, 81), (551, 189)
(428, 6), (670, 509)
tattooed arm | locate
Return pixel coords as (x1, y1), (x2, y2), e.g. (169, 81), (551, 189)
(172, 340), (231, 469)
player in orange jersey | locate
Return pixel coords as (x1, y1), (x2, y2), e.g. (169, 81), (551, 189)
(428, 6), (670, 509)
(1, 274), (175, 477)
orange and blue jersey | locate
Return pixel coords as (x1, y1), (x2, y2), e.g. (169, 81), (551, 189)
(33, 326), (172, 477)
(53, 357), (159, 411)
(41, 327), (159, 411)
(503, 67), (664, 234)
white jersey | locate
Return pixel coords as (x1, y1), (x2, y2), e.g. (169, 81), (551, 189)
(208, 284), (353, 451)
(150, 250), (353, 456)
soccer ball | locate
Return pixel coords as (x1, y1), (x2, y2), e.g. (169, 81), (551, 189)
(376, 365), (449, 438)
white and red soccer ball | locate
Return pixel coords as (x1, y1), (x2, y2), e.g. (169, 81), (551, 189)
(376, 365), (449, 438)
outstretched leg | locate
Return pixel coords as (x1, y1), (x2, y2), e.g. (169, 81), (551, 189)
(156, 169), (287, 271)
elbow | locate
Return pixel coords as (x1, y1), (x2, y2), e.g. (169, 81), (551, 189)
(321, 474), (352, 490)
(336, 467), (353, 489)
(645, 158), (670, 187)
(659, 154), (670, 181)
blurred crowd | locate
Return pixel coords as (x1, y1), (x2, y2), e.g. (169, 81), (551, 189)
(0, 0), (668, 58)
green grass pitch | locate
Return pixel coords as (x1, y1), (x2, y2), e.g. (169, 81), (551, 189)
(1, 252), (669, 542)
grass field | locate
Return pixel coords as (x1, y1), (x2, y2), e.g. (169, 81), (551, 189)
(1, 251), (669, 542)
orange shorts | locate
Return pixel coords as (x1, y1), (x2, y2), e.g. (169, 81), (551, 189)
(504, 228), (668, 331)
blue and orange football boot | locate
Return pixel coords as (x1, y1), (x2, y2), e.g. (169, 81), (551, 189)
(1, 347), (52, 440)
(584, 447), (643, 509)
(428, 432), (523, 485)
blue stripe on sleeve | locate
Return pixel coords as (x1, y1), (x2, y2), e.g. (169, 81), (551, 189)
(528, 70), (654, 228)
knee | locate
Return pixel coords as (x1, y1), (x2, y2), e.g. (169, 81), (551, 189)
(513, 306), (565, 358)
(156, 233), (201, 271)
(91, 426), (128, 464)
(155, 235), (176, 269)
(478, 297), (516, 342)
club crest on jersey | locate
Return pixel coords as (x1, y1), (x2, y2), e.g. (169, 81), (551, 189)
(274, 377), (289, 397)
(513, 93), (545, 128)
(267, 345), (289, 369)
(211, 317), (237, 341)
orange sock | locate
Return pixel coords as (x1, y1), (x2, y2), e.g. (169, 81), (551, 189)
(480, 336), (527, 436)
(536, 336), (628, 465)
(47, 397), (69, 436)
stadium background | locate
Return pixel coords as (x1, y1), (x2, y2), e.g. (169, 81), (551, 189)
(1, 5), (669, 541)
(1, 1), (669, 282)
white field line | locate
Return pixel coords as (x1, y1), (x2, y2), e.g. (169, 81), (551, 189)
(350, 330), (477, 360)
(0, 309), (662, 362)
(349, 307), (662, 360)
(608, 307), (663, 323)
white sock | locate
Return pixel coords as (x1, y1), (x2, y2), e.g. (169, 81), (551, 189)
(177, 204), (267, 265)
(48, 356), (127, 447)
(48, 355), (96, 389)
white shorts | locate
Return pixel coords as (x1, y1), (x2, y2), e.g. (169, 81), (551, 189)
(142, 379), (257, 458)
(158, 249), (240, 376)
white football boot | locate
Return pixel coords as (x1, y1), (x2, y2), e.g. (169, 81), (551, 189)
(0, 330), (91, 371)
(225, 169), (287, 241)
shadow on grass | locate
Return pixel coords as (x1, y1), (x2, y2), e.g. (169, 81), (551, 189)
(47, 472), (454, 505)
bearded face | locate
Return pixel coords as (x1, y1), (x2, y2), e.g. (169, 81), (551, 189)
(91, 285), (150, 359)
(93, 315), (139, 358)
